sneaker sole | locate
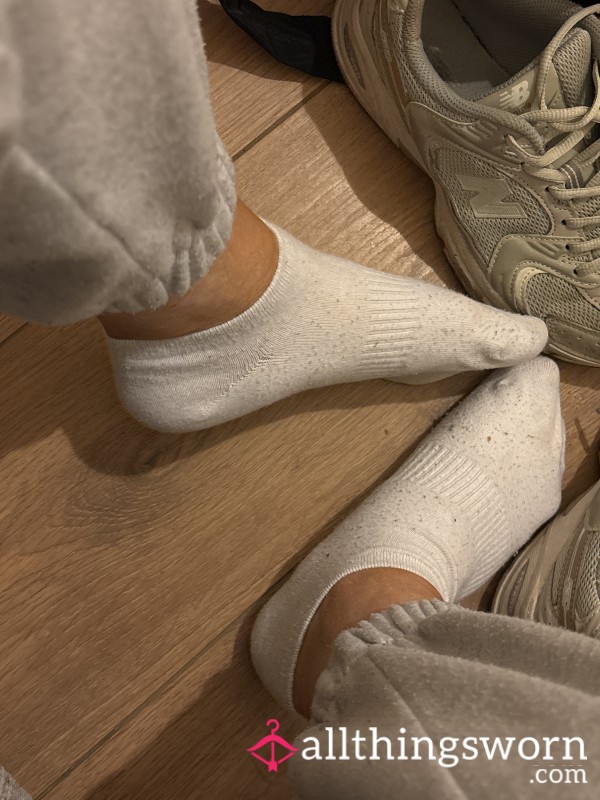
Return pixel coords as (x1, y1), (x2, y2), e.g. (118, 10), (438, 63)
(332, 0), (600, 368)
(491, 482), (600, 619)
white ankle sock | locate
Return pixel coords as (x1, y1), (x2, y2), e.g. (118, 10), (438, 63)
(107, 225), (548, 432)
(251, 358), (565, 711)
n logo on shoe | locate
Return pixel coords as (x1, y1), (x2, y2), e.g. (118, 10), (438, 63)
(497, 80), (530, 111)
(457, 175), (527, 220)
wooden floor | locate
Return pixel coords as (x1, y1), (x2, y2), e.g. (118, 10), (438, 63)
(1, 2), (600, 798)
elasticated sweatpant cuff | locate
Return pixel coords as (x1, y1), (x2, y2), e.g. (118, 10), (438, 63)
(289, 600), (600, 799)
(0, 1), (236, 325)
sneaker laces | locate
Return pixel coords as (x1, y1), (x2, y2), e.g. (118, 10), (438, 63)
(507, 4), (600, 268)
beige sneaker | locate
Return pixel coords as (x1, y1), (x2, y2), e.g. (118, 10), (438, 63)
(492, 480), (600, 639)
(333, 0), (600, 365)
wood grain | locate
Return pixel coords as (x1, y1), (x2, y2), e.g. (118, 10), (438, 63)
(201, 0), (333, 157)
(1, 19), (599, 800)
(0, 325), (474, 796)
(43, 616), (302, 800)
(0, 316), (24, 344)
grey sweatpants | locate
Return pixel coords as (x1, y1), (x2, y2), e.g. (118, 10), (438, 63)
(0, 0), (235, 325)
(4, 603), (600, 799)
(289, 601), (600, 799)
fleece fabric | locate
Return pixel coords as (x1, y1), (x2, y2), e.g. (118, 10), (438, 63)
(0, 0), (235, 324)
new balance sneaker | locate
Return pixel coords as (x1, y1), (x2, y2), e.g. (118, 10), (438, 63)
(333, 0), (600, 366)
(492, 480), (600, 639)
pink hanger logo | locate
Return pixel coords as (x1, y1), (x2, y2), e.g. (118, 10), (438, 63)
(247, 719), (298, 773)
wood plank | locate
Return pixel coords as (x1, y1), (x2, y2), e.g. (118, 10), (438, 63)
(0, 85), (471, 795)
(0, 315), (24, 344)
(1, 83), (599, 799)
(0, 327), (471, 798)
(202, 0), (333, 156)
(236, 83), (449, 284)
(43, 616), (301, 800)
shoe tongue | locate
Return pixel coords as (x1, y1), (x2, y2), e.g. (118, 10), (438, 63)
(552, 27), (593, 109)
(479, 28), (593, 114)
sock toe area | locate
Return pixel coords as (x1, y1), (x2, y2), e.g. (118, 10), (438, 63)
(486, 355), (560, 403)
(395, 284), (550, 382)
(483, 313), (549, 365)
(463, 303), (549, 368)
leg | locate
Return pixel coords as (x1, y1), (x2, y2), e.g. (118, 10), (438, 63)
(0, 0), (236, 324)
(99, 199), (278, 339)
(253, 357), (565, 710)
(293, 568), (441, 717)
(289, 601), (600, 798)
(0, 1), (550, 433)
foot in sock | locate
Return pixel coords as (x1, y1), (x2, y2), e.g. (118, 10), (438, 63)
(251, 357), (565, 713)
(107, 225), (548, 432)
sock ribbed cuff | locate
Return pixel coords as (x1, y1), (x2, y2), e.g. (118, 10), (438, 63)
(251, 548), (453, 715)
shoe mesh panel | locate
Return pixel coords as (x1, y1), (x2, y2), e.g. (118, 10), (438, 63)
(576, 532), (600, 621)
(434, 148), (551, 260)
(553, 28), (592, 107)
(551, 534), (575, 606)
(525, 273), (600, 330)
(389, 4), (576, 140)
(393, 2), (600, 261)
(390, 10), (432, 108)
(549, 26), (600, 252)
(572, 187), (600, 248)
(388, 0), (600, 136)
(551, 531), (600, 630)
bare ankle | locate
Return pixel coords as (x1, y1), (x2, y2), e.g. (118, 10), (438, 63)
(293, 568), (441, 717)
(99, 199), (278, 340)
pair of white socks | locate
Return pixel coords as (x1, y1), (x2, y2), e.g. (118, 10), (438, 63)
(107, 225), (564, 715)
